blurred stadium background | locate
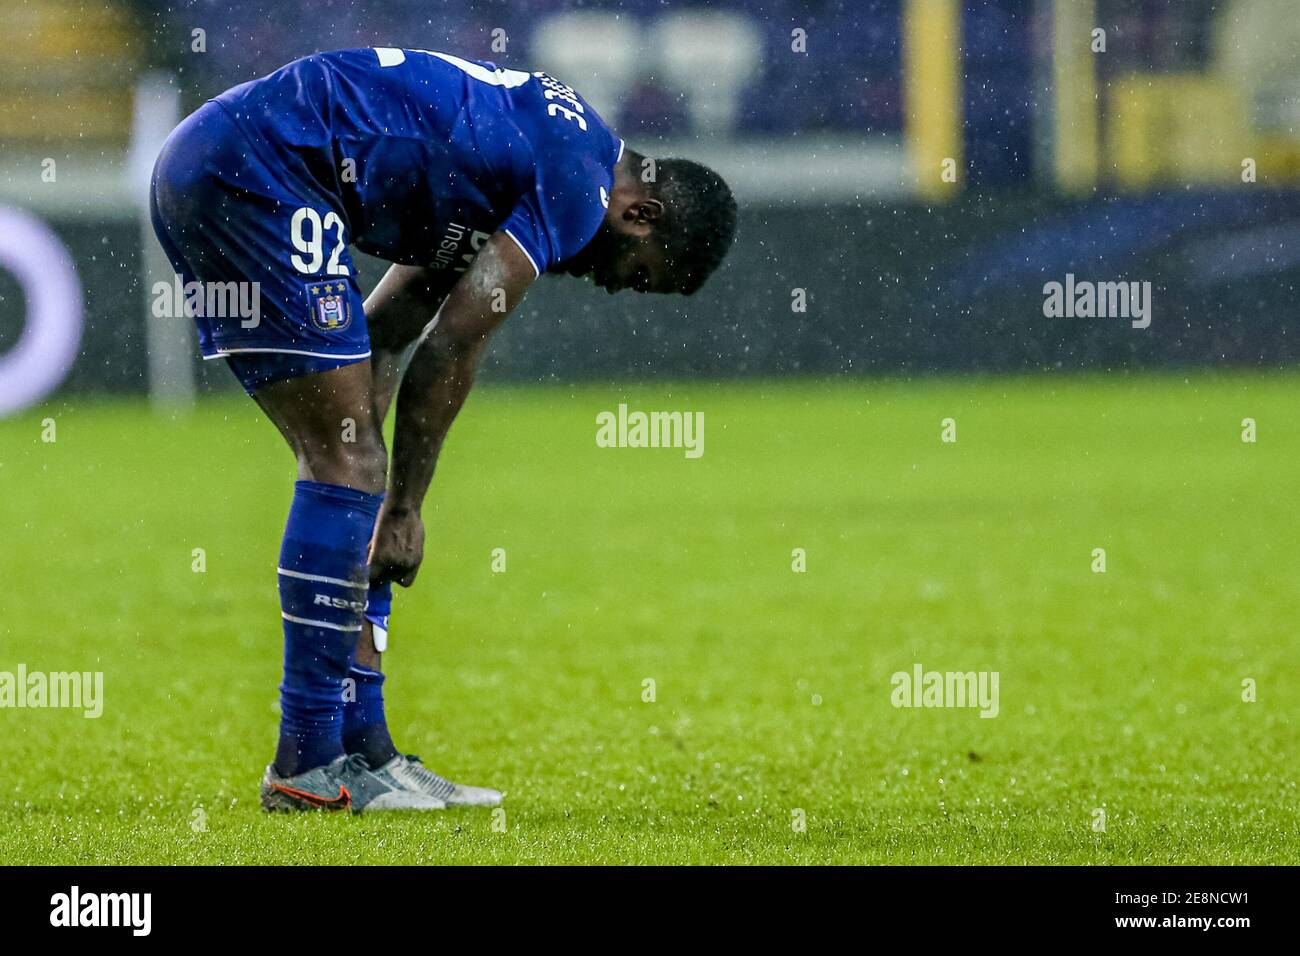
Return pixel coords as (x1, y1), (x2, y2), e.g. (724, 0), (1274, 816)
(1, 0), (1298, 412)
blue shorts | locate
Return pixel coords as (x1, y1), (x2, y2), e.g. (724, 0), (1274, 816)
(149, 100), (370, 394)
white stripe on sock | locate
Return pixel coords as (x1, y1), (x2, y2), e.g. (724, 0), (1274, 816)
(281, 612), (363, 633)
(277, 567), (368, 590)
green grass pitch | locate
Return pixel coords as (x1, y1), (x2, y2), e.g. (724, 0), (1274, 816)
(1, 373), (1297, 864)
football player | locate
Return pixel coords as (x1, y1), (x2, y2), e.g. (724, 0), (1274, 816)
(150, 48), (737, 812)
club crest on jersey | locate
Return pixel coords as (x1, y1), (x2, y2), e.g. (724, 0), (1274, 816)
(306, 282), (352, 332)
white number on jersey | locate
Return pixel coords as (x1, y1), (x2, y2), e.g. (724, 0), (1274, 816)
(373, 48), (588, 131)
(373, 47), (531, 88)
(290, 207), (349, 276)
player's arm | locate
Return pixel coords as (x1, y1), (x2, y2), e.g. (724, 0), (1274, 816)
(369, 232), (537, 587)
(364, 265), (457, 424)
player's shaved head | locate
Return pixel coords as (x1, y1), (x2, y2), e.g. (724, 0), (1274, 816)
(558, 149), (737, 296)
(640, 154), (737, 295)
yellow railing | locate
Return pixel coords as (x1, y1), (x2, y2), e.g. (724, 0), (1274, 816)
(0, 0), (140, 145)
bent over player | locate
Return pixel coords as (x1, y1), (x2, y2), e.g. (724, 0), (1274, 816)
(150, 48), (737, 812)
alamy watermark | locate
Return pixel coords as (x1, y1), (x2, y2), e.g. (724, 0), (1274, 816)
(890, 664), (999, 718)
(50, 886), (150, 936)
(596, 404), (704, 459)
(0, 665), (103, 717)
(1043, 274), (1151, 329)
(152, 273), (261, 328)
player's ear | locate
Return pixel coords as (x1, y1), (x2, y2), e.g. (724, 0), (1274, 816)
(623, 198), (664, 228)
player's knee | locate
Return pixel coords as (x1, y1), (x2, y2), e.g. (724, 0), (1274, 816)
(303, 430), (387, 493)
(355, 434), (389, 490)
(344, 431), (388, 491)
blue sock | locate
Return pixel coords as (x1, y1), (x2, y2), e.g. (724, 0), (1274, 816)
(274, 480), (382, 777)
(342, 580), (398, 765)
(343, 662), (399, 767)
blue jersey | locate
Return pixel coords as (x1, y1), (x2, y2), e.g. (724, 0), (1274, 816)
(213, 47), (624, 276)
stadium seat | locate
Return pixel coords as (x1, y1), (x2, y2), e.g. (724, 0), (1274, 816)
(650, 11), (763, 136)
(530, 12), (638, 123)
(1213, 0), (1300, 177)
(0, 0), (137, 144)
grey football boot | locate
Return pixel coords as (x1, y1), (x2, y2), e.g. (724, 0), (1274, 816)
(261, 753), (446, 813)
(377, 754), (503, 807)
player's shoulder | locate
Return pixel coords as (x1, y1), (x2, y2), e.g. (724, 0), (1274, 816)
(515, 71), (621, 185)
(497, 76), (622, 272)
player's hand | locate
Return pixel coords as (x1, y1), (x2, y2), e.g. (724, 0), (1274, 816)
(369, 505), (425, 588)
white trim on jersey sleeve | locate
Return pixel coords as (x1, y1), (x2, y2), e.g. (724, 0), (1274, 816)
(502, 229), (542, 278)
